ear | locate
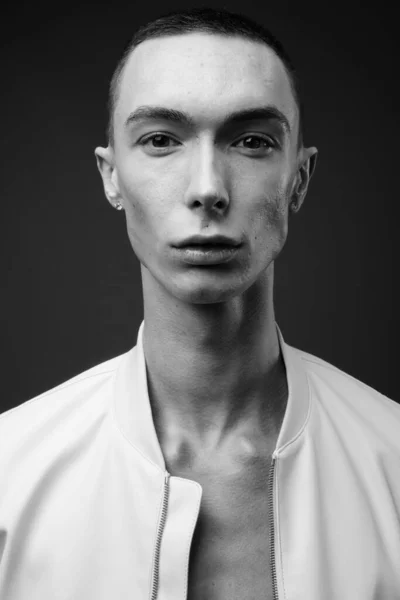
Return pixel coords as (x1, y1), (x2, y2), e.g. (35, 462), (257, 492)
(94, 146), (124, 210)
(289, 146), (318, 214)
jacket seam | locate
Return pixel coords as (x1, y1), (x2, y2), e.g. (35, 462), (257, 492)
(298, 355), (390, 399)
(275, 369), (313, 599)
(277, 369), (313, 455)
(110, 398), (165, 474)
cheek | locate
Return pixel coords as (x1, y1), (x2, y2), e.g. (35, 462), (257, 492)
(240, 168), (291, 229)
(264, 185), (290, 231)
(246, 184), (291, 261)
(118, 166), (175, 239)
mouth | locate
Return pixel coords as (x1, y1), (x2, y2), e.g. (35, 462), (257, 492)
(181, 243), (237, 251)
(171, 237), (242, 266)
(173, 235), (241, 249)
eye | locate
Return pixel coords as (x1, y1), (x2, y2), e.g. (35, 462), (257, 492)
(234, 135), (275, 154)
(139, 133), (180, 153)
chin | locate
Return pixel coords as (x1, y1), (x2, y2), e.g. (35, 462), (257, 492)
(177, 289), (236, 305)
(166, 271), (254, 305)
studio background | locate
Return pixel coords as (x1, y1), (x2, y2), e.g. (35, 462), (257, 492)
(1, 0), (398, 412)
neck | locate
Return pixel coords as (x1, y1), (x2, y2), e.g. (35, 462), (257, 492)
(142, 264), (287, 444)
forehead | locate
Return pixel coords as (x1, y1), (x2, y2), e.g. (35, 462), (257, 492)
(115, 33), (297, 133)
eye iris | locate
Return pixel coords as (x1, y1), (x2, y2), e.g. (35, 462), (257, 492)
(152, 135), (169, 147)
(243, 136), (264, 149)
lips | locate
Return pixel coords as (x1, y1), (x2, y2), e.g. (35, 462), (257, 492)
(172, 242), (240, 267)
(184, 244), (233, 250)
(173, 235), (241, 248)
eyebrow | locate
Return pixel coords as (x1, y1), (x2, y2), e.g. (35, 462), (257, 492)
(125, 105), (291, 135)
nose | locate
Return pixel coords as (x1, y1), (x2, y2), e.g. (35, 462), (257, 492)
(184, 142), (229, 215)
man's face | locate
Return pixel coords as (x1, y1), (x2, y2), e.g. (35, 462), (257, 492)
(98, 33), (313, 304)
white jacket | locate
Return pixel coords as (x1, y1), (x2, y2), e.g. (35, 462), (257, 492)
(1, 322), (400, 600)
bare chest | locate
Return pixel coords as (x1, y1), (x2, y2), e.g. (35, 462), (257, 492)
(168, 449), (276, 600)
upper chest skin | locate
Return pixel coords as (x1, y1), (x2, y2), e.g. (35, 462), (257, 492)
(164, 433), (277, 600)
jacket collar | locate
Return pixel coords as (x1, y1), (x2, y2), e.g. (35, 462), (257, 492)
(112, 321), (311, 469)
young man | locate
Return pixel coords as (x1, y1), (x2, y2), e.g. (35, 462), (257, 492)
(1, 8), (399, 600)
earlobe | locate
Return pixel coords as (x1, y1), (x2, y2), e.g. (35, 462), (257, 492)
(290, 196), (301, 213)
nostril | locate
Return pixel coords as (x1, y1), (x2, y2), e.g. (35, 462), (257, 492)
(215, 200), (225, 210)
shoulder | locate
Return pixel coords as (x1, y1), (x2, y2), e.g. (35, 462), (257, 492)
(0, 352), (127, 466)
(290, 344), (400, 448)
(295, 345), (397, 409)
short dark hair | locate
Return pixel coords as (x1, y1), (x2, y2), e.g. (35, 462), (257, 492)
(107, 7), (303, 147)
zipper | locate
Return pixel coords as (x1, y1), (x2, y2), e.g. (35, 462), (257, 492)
(150, 471), (170, 600)
(150, 463), (277, 599)
(268, 455), (279, 600)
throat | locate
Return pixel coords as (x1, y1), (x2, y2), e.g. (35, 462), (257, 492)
(148, 353), (288, 475)
(145, 329), (287, 432)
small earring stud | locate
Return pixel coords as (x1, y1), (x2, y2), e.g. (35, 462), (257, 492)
(113, 201), (123, 211)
